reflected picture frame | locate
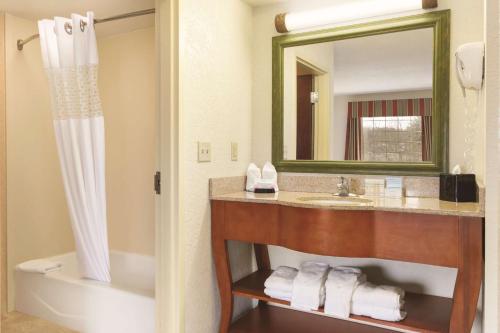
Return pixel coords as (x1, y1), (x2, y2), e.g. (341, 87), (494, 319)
(272, 10), (450, 175)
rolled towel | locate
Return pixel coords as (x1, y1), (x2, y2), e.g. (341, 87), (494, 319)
(246, 163), (261, 192)
(264, 266), (298, 293)
(291, 261), (329, 311)
(17, 259), (62, 274)
(352, 282), (405, 310)
(324, 266), (367, 319)
(351, 302), (407, 322)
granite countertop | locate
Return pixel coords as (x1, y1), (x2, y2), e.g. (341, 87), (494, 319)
(210, 191), (485, 218)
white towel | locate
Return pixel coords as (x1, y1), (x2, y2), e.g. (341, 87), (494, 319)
(255, 179), (277, 190)
(352, 282), (405, 310)
(351, 302), (407, 322)
(17, 259), (62, 274)
(246, 163), (261, 192)
(291, 261), (329, 311)
(264, 288), (326, 305)
(264, 288), (292, 302)
(324, 266), (367, 319)
(260, 162), (279, 192)
(264, 266), (298, 293)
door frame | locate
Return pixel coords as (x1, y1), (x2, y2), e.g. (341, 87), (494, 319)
(155, 1), (183, 332)
(295, 57), (328, 160)
(0, 12), (7, 323)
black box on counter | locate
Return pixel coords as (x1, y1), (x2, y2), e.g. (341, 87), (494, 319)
(439, 174), (477, 203)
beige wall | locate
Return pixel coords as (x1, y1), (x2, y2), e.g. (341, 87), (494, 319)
(5, 14), (74, 311)
(251, 1), (484, 331)
(98, 27), (156, 256)
(179, 0), (254, 331)
(4, 15), (156, 311)
(0, 12), (7, 316)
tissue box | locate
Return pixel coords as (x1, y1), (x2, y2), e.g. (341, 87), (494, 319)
(439, 174), (477, 203)
(385, 177), (403, 198)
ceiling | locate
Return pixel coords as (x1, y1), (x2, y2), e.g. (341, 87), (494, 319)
(0, 0), (155, 36)
(333, 28), (434, 95)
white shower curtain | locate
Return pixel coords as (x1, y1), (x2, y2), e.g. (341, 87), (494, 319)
(38, 12), (111, 282)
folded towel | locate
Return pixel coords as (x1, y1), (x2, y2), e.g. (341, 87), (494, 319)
(352, 282), (405, 310)
(264, 288), (326, 304)
(264, 266), (298, 293)
(324, 266), (367, 319)
(291, 261), (330, 311)
(246, 163), (262, 192)
(351, 302), (407, 322)
(264, 288), (292, 302)
(255, 179), (277, 190)
(260, 162), (279, 192)
(16, 259), (62, 274)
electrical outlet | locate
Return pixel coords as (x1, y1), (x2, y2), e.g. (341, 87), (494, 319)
(198, 142), (211, 162)
(231, 142), (238, 161)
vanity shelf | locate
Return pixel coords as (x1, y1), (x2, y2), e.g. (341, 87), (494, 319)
(232, 269), (453, 333)
(211, 199), (483, 333)
(230, 303), (395, 333)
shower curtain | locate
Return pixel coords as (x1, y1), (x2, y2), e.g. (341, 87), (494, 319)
(38, 12), (111, 282)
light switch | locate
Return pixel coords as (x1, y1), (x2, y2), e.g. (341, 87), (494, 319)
(231, 142), (238, 161)
(198, 142), (211, 162)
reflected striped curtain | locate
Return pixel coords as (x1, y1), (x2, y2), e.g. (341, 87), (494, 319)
(344, 98), (433, 161)
(344, 103), (362, 160)
(421, 99), (433, 161)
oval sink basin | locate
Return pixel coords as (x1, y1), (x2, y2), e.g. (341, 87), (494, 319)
(297, 196), (374, 207)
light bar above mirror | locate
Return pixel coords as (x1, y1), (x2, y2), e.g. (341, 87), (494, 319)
(275, 0), (438, 33)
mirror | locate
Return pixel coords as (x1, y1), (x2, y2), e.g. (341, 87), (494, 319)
(273, 11), (450, 175)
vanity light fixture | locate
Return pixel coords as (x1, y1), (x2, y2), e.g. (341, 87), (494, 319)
(275, 0), (438, 33)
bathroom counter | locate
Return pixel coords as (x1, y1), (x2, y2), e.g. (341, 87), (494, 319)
(210, 191), (484, 218)
(211, 194), (483, 333)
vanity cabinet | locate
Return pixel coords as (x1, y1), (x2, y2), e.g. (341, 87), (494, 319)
(211, 200), (483, 333)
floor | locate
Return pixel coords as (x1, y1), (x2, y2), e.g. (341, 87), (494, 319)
(2, 312), (77, 333)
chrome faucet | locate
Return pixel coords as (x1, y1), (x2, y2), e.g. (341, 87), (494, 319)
(336, 177), (350, 197)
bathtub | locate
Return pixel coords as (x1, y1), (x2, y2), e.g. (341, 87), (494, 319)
(15, 251), (155, 333)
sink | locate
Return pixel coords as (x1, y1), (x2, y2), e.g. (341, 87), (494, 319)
(297, 196), (374, 207)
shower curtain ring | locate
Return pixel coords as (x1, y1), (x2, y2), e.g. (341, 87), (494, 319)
(80, 20), (87, 32)
(64, 22), (73, 35)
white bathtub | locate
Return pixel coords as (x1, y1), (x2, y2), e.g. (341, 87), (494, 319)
(15, 251), (155, 333)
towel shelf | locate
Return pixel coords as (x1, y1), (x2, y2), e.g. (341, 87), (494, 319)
(232, 270), (453, 333)
(230, 304), (395, 333)
(211, 200), (483, 333)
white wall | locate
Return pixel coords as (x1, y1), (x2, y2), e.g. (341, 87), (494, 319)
(251, 1), (484, 331)
(179, 0), (254, 332)
(483, 0), (500, 330)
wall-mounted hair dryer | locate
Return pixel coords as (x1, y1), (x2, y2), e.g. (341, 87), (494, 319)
(455, 42), (485, 97)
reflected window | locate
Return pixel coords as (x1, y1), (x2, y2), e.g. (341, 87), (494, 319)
(362, 116), (423, 162)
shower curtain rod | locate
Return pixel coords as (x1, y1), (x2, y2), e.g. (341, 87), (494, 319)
(17, 8), (156, 51)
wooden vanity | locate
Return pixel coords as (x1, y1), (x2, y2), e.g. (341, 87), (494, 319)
(211, 192), (484, 333)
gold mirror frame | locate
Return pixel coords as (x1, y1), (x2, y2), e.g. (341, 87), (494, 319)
(272, 10), (450, 175)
